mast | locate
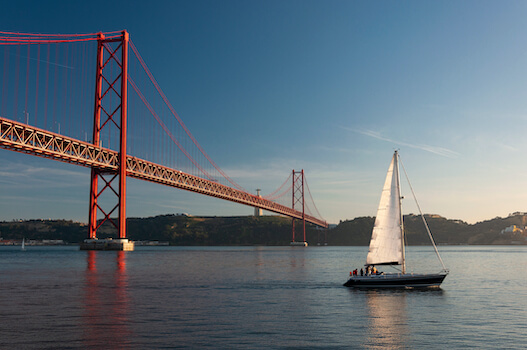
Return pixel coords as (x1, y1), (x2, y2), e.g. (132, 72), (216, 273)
(395, 150), (406, 274)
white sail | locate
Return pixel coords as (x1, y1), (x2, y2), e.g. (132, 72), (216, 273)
(366, 152), (404, 266)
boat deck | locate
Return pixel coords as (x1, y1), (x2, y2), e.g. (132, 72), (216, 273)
(344, 272), (448, 288)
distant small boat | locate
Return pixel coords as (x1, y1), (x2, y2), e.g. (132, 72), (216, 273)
(290, 241), (308, 247)
(21, 238), (26, 251)
(344, 151), (448, 288)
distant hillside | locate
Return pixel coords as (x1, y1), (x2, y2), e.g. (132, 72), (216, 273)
(0, 219), (87, 243)
(0, 215), (325, 246)
(125, 215), (319, 245)
(1, 213), (527, 245)
(329, 213), (527, 245)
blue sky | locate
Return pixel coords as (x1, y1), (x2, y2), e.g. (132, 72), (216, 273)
(2, 0), (527, 224)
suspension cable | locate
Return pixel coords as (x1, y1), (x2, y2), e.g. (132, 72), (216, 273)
(129, 40), (245, 191)
(304, 175), (324, 221)
(263, 172), (292, 200)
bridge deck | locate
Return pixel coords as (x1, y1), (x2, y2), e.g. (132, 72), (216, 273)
(0, 117), (328, 228)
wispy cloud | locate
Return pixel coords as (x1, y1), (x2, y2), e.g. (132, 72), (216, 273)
(0, 161), (88, 189)
(494, 142), (518, 152)
(10, 52), (75, 70)
(342, 127), (459, 158)
(2, 194), (84, 205)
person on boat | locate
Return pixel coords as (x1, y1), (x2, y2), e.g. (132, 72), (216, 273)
(360, 268), (364, 276)
(372, 266), (377, 274)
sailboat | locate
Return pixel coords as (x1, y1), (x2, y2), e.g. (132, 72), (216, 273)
(344, 151), (448, 288)
(21, 238), (26, 251)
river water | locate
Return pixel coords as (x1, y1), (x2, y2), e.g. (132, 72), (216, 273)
(0, 245), (526, 349)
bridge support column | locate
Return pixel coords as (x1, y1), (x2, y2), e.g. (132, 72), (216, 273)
(254, 189), (263, 216)
(290, 169), (307, 247)
(84, 31), (132, 251)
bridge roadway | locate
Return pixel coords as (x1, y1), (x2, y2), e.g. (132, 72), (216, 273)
(0, 117), (328, 228)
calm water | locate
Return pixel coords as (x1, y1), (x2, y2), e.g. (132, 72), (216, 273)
(0, 245), (526, 349)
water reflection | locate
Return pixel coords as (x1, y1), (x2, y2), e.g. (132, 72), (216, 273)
(83, 251), (130, 349)
(353, 288), (444, 349)
(363, 290), (409, 349)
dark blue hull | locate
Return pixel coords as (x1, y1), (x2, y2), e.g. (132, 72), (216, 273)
(344, 272), (447, 288)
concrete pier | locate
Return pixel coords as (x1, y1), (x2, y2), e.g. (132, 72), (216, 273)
(80, 238), (134, 251)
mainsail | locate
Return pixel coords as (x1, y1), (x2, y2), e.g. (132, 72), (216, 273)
(366, 151), (404, 266)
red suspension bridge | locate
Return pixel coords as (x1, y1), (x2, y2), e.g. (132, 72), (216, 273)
(0, 31), (327, 249)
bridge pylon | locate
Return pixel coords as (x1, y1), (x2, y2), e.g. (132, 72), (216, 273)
(290, 169), (308, 247)
(81, 31), (133, 251)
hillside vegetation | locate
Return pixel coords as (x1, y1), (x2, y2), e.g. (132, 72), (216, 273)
(1, 213), (527, 245)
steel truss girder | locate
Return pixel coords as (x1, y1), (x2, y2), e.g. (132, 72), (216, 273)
(0, 117), (118, 169)
(126, 157), (326, 226)
(0, 117), (328, 228)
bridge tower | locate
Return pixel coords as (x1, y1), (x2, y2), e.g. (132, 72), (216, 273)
(291, 169), (307, 246)
(254, 189), (263, 216)
(82, 31), (133, 251)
